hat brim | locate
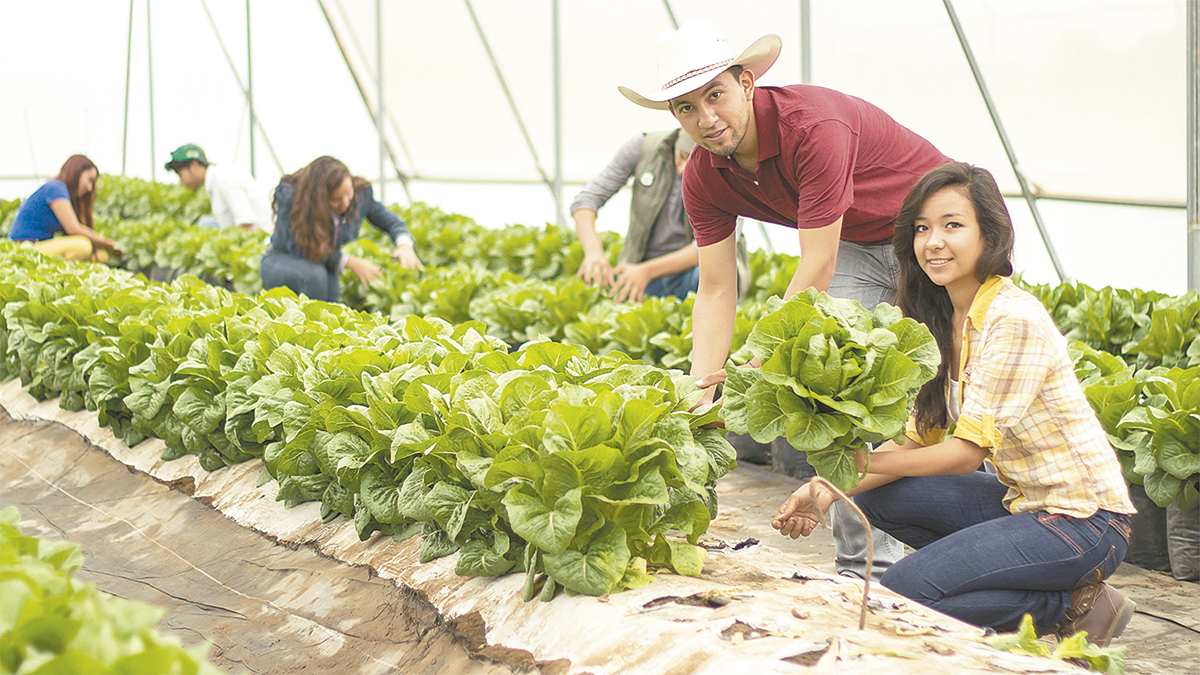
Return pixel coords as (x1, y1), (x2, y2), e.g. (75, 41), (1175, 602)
(620, 34), (782, 110)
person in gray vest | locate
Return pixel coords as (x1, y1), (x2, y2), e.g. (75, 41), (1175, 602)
(571, 129), (749, 303)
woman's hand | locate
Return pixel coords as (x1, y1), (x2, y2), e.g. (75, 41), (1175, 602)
(346, 255), (382, 286)
(578, 251), (615, 289)
(773, 479), (835, 539)
(390, 242), (424, 270)
(610, 262), (653, 303)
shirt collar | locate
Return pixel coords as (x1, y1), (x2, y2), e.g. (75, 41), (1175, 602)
(754, 87), (781, 163)
(705, 86), (781, 172)
(967, 275), (1009, 331)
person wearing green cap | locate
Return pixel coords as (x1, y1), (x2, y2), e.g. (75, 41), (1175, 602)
(165, 144), (272, 232)
(569, 128), (749, 303)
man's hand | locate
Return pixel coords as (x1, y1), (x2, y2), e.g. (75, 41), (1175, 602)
(690, 359), (761, 411)
(691, 375), (720, 411)
(578, 251), (615, 289)
(390, 242), (424, 270)
(696, 368), (728, 391)
(691, 367), (730, 410)
(773, 479), (835, 539)
(610, 262), (654, 303)
(346, 255), (382, 286)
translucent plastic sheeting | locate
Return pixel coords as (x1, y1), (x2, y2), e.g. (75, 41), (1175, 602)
(323, 0), (1185, 203)
(325, 0), (1188, 291)
(0, 1), (1187, 292)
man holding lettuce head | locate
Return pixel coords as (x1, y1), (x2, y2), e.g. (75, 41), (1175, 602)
(619, 19), (949, 580)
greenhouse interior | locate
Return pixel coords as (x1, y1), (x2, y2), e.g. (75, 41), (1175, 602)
(1, 1), (1196, 674)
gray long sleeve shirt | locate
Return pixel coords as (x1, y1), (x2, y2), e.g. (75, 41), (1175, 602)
(569, 135), (693, 263)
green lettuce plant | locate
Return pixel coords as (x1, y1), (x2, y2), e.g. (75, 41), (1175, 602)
(0, 244), (735, 600)
(719, 290), (939, 492)
(94, 174), (211, 224)
(0, 507), (225, 675)
(989, 614), (1125, 675)
(1072, 342), (1200, 510)
(1021, 278), (1199, 371)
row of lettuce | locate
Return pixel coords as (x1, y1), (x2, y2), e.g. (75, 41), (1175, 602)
(4, 176), (1197, 510)
(1, 506), (224, 674)
(88, 189), (1199, 510)
(9, 175), (1189, 368)
(1019, 283), (1199, 510)
(1, 245), (734, 599)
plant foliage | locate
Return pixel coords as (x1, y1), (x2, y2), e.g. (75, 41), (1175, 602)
(0, 244), (734, 599)
(719, 290), (939, 492)
(0, 507), (225, 675)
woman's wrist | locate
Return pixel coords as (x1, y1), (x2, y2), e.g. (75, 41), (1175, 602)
(798, 479), (837, 511)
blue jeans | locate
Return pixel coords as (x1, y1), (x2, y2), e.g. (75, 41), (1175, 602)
(260, 252), (340, 303)
(826, 240), (900, 309)
(644, 265), (700, 300)
(855, 472), (1131, 631)
(772, 241), (905, 579)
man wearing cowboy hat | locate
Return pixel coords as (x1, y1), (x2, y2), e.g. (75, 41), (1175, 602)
(621, 19), (950, 581)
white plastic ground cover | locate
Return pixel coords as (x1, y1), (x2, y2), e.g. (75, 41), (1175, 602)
(1, 378), (1081, 675)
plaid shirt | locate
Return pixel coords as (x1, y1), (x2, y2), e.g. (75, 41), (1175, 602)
(906, 276), (1135, 517)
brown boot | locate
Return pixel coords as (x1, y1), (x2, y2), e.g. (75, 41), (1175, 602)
(1056, 582), (1136, 647)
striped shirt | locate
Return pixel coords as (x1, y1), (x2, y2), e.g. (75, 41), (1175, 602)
(906, 276), (1135, 518)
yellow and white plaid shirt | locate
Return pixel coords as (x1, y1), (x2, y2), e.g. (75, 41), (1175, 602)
(906, 276), (1135, 518)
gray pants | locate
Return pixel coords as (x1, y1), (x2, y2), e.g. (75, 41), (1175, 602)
(773, 241), (905, 581)
(260, 252), (341, 303)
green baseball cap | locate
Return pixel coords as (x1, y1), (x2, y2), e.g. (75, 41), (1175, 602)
(164, 144), (208, 170)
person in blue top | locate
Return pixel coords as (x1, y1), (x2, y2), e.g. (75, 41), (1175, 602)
(8, 155), (119, 262)
(260, 156), (422, 302)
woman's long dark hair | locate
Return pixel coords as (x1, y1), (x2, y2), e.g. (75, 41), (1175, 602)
(893, 162), (1015, 437)
(276, 156), (369, 263)
(54, 155), (97, 229)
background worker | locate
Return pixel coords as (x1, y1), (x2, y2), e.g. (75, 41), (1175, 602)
(260, 155), (421, 303)
(8, 154), (119, 262)
(571, 129), (750, 303)
(165, 144), (273, 232)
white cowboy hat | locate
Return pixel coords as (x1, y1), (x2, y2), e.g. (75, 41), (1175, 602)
(620, 19), (782, 111)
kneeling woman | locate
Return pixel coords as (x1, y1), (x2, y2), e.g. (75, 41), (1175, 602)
(773, 162), (1136, 645)
(261, 156), (422, 302)
(8, 154), (118, 262)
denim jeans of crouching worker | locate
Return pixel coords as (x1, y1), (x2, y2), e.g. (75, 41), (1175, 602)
(643, 264), (700, 300)
(771, 241), (905, 580)
(855, 472), (1131, 632)
(260, 251), (341, 303)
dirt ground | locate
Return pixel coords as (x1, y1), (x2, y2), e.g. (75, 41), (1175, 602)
(2, 407), (1196, 675)
(2, 411), (522, 675)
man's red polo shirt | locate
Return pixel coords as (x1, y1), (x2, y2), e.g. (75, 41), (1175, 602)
(683, 85), (950, 247)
